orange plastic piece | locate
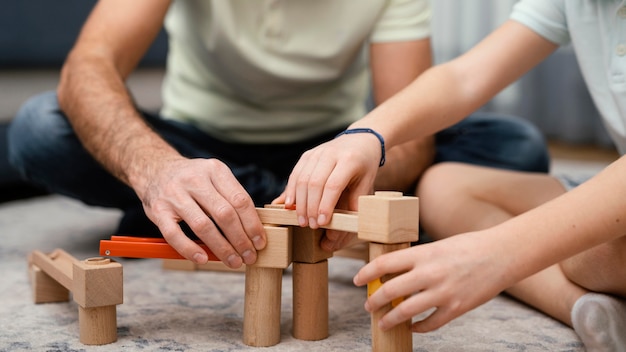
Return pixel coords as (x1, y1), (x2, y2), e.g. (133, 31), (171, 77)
(99, 236), (219, 261)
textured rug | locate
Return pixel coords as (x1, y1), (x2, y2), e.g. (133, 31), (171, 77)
(0, 195), (584, 351)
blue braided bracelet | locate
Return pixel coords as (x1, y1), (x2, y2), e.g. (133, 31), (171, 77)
(334, 128), (386, 167)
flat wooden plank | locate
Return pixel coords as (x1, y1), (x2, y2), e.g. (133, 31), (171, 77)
(256, 207), (358, 233)
(29, 249), (74, 291)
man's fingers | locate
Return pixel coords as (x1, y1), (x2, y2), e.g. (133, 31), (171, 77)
(187, 167), (266, 265)
(157, 217), (212, 264)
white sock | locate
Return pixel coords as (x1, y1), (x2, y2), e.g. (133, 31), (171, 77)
(571, 293), (626, 352)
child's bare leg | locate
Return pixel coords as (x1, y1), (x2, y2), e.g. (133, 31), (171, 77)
(560, 238), (626, 351)
(561, 237), (626, 296)
(418, 162), (565, 236)
(506, 264), (586, 326)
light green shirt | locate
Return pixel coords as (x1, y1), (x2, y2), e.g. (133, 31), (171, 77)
(511, 0), (626, 154)
(161, 0), (431, 143)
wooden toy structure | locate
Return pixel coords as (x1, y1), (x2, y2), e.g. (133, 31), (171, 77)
(28, 250), (123, 345)
(29, 191), (418, 351)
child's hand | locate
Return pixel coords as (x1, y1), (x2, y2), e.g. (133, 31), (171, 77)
(353, 231), (512, 332)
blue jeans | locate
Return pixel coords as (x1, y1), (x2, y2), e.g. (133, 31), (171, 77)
(8, 91), (549, 235)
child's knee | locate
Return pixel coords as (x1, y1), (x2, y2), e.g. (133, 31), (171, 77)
(418, 162), (472, 198)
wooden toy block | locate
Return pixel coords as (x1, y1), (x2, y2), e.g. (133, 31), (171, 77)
(358, 191), (419, 244)
(292, 227), (333, 263)
(243, 265), (283, 346)
(292, 260), (329, 341)
(28, 249), (122, 345)
(162, 259), (247, 272)
(29, 257), (70, 303)
(257, 206), (358, 233)
(368, 242), (412, 352)
(253, 225), (292, 269)
(241, 225), (292, 346)
(73, 257), (124, 308)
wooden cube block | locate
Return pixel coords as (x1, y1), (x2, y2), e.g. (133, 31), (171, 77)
(73, 258), (123, 308)
(357, 191), (419, 244)
(252, 226), (292, 269)
(292, 227), (333, 264)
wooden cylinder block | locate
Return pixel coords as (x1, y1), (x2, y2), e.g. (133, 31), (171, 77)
(243, 266), (283, 347)
(369, 242), (412, 352)
(78, 305), (117, 345)
(292, 260), (329, 340)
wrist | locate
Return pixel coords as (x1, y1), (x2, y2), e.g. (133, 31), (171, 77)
(335, 128), (386, 167)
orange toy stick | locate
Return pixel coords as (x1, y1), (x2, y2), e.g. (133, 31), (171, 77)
(99, 236), (219, 261)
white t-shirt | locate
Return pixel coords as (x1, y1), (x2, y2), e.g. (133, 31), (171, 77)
(161, 0), (431, 143)
(511, 0), (626, 154)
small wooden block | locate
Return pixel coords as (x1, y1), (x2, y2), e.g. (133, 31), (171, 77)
(252, 226), (292, 269)
(357, 191), (419, 244)
(162, 259), (247, 273)
(29, 264), (70, 303)
(73, 257), (123, 308)
(292, 227), (333, 264)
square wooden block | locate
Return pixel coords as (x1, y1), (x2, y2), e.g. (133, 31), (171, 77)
(357, 192), (419, 244)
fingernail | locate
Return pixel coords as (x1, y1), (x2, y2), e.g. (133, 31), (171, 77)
(309, 217), (318, 229)
(242, 250), (255, 264)
(318, 214), (327, 225)
(378, 320), (387, 330)
(193, 252), (208, 264)
(252, 236), (265, 249)
(285, 196), (292, 204)
(364, 301), (371, 312)
(227, 254), (242, 268)
(298, 216), (307, 226)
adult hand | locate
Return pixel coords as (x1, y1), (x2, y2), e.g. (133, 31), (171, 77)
(353, 231), (512, 332)
(138, 157), (267, 268)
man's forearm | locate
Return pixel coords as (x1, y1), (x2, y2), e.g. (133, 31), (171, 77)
(57, 55), (181, 194)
